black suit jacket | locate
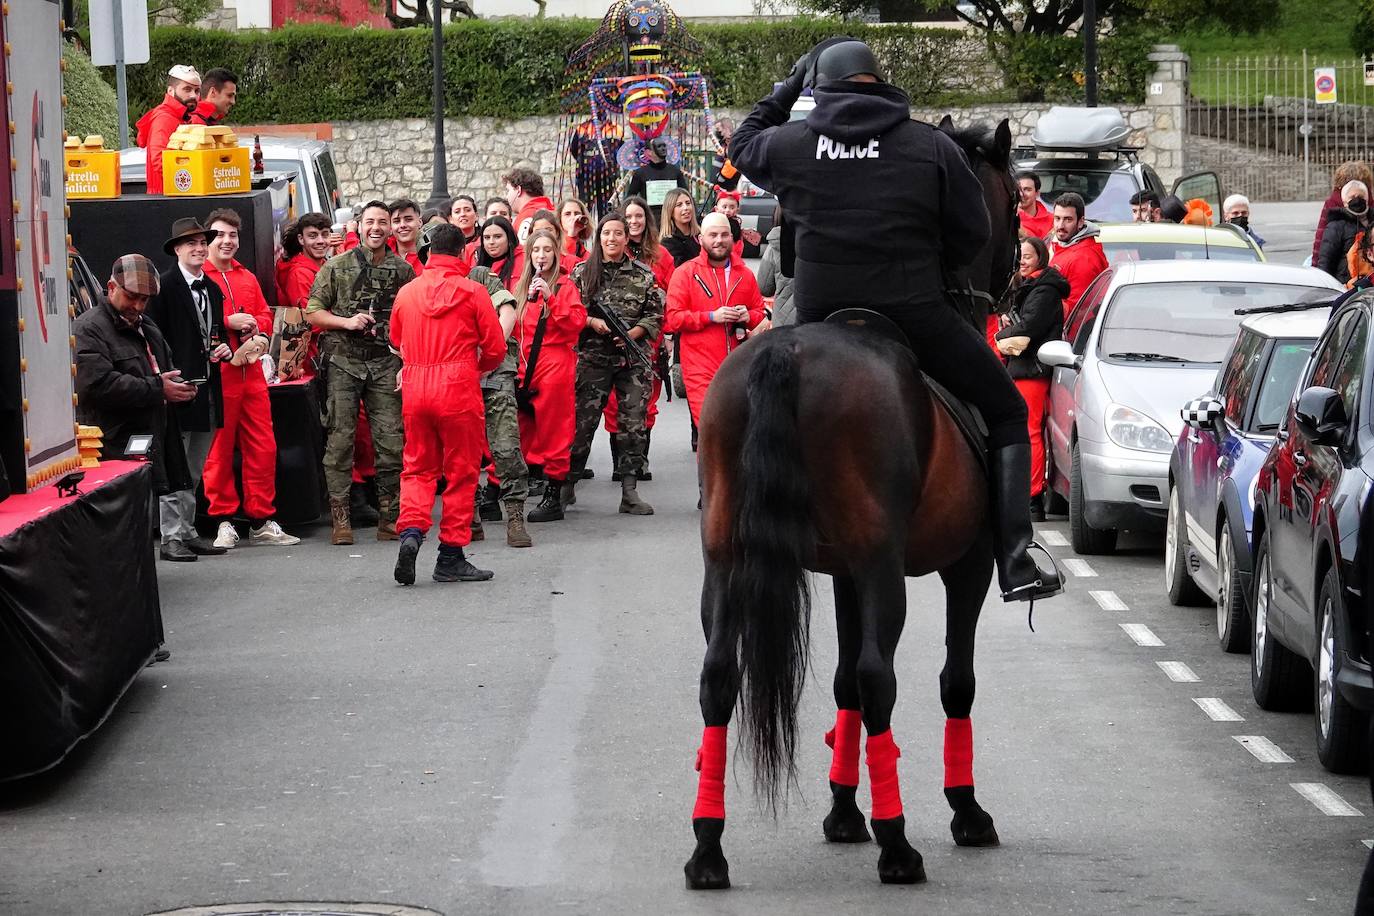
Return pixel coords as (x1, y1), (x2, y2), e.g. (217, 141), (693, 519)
(147, 266), (225, 432)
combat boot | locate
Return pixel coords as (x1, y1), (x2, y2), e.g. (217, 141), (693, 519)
(527, 463), (546, 499)
(505, 499), (533, 548)
(350, 479), (379, 528)
(610, 438), (623, 481)
(376, 492), (399, 541)
(329, 496), (354, 546)
(478, 481), (503, 522)
(990, 444), (1063, 602)
(640, 430), (653, 481)
(470, 490), (485, 541)
(433, 545), (494, 582)
(528, 478), (565, 522)
(619, 475), (654, 515)
(394, 529), (422, 586)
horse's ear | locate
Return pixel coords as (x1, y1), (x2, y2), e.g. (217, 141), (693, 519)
(938, 114), (955, 133)
(992, 119), (1013, 168)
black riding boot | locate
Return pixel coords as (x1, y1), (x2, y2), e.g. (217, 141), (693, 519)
(990, 444), (1063, 602)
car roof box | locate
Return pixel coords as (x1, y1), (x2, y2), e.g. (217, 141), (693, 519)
(1031, 106), (1130, 153)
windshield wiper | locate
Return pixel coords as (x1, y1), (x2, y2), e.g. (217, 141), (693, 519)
(1107, 351), (1190, 362)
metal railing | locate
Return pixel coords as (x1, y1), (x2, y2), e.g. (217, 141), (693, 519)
(1186, 54), (1374, 201)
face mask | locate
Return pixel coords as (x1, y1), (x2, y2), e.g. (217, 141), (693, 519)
(1228, 215), (1249, 230)
(1350, 198), (1368, 215)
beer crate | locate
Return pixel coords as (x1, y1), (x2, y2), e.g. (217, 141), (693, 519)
(162, 146), (251, 197)
(64, 150), (121, 199)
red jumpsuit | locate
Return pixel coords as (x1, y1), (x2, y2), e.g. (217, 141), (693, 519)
(279, 252), (325, 381)
(514, 196), (555, 240)
(516, 274), (587, 480)
(604, 243), (673, 434)
(1018, 199), (1053, 240)
(1049, 233), (1109, 312)
(391, 254), (507, 546)
(189, 101), (222, 125)
(204, 259), (279, 519)
(663, 250), (765, 425)
(134, 94), (190, 195)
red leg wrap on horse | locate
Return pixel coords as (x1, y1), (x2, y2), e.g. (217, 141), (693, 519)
(825, 708), (863, 787)
(943, 717), (974, 788)
(866, 730), (903, 820)
(692, 725), (728, 820)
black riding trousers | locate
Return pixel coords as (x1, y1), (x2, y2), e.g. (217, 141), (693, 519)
(797, 299), (1029, 450)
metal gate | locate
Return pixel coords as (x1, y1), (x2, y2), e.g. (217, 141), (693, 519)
(1185, 54), (1374, 202)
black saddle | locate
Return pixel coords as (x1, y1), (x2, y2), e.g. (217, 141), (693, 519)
(825, 309), (988, 468)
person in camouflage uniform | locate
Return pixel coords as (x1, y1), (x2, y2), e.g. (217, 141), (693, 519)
(306, 200), (415, 544)
(564, 212), (663, 515)
(467, 262), (529, 547)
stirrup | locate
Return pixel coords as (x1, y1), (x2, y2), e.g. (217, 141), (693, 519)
(1000, 541), (1065, 603)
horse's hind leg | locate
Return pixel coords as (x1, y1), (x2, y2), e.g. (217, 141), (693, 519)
(937, 533), (1001, 848)
(685, 559), (738, 890)
(854, 559), (925, 885)
(822, 576), (871, 844)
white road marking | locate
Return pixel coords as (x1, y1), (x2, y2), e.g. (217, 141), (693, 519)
(1156, 661), (1199, 682)
(1234, 735), (1294, 763)
(1193, 698), (1244, 721)
(1062, 558), (1097, 577)
(1363, 840), (1373, 849)
(1041, 530), (1069, 547)
(1292, 783), (1364, 816)
(1090, 589), (1128, 611)
(1120, 623), (1164, 647)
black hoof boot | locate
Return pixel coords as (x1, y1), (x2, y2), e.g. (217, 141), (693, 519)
(823, 782), (871, 843)
(684, 818), (730, 890)
(947, 787), (1000, 847)
(871, 816), (926, 885)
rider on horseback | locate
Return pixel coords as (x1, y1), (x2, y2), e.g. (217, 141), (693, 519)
(730, 38), (1063, 603)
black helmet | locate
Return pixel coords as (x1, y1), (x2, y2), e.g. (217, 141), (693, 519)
(810, 39), (884, 86)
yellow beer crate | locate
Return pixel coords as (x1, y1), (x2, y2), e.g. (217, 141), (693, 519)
(65, 149), (121, 199)
(162, 146), (251, 196)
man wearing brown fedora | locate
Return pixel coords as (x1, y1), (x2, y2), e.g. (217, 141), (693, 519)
(147, 218), (233, 561)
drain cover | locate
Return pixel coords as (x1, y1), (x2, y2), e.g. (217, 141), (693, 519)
(147, 904), (442, 916)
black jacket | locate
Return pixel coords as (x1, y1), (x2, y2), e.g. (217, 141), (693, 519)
(624, 160), (688, 207)
(662, 231), (700, 267)
(997, 268), (1068, 380)
(1318, 206), (1371, 284)
(73, 299), (191, 494)
(731, 79), (989, 316)
(146, 266), (225, 432)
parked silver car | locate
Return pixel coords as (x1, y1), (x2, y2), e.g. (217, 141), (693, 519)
(1038, 260), (1342, 554)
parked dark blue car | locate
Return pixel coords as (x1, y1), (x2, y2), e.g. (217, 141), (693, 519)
(1165, 308), (1329, 655)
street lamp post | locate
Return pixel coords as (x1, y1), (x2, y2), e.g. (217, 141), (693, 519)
(425, 0), (451, 210)
(1083, 0), (1099, 107)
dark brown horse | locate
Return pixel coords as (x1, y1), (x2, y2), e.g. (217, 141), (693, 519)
(684, 120), (1019, 889)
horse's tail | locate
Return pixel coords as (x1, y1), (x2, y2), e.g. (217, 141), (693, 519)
(730, 333), (813, 814)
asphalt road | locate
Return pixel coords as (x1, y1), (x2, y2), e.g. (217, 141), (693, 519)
(1, 393), (1370, 916)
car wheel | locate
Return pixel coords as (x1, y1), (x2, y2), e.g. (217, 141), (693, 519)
(1165, 485), (1207, 606)
(1216, 523), (1250, 654)
(1314, 565), (1369, 774)
(1250, 531), (1310, 712)
(1069, 441), (1117, 555)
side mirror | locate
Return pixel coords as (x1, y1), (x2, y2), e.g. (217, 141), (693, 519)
(1294, 386), (1348, 445)
(1181, 396), (1225, 432)
(1038, 339), (1081, 370)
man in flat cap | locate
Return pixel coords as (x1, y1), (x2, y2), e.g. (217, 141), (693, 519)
(136, 64), (201, 195)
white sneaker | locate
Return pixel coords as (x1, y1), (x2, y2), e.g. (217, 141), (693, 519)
(213, 521), (240, 550)
(250, 520), (300, 546)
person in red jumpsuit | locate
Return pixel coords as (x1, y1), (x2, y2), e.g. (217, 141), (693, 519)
(201, 208), (301, 549)
(559, 198), (593, 269)
(135, 64), (200, 195)
(504, 167), (555, 242)
(664, 212), (766, 427)
(277, 213), (334, 381)
(188, 68), (237, 127)
(1016, 171), (1053, 239)
(602, 196), (674, 479)
(391, 225), (508, 586)
(514, 230), (587, 524)
(1047, 192), (1108, 312)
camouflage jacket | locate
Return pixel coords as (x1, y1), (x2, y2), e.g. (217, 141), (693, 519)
(306, 246), (416, 357)
(571, 256), (663, 358)
(469, 265), (520, 377)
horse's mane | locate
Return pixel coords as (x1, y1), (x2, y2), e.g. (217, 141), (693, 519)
(941, 121), (1010, 172)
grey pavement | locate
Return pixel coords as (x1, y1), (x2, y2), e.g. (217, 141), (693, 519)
(1252, 200), (1326, 267)
(1, 398), (1371, 915)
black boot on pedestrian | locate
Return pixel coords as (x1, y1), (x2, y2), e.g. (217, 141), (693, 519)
(394, 529), (422, 586)
(610, 436), (624, 481)
(478, 481), (503, 522)
(1029, 492), (1046, 522)
(990, 444), (1063, 602)
(527, 463), (546, 498)
(528, 478), (566, 522)
(639, 429), (653, 481)
(350, 481), (379, 528)
(433, 544), (494, 582)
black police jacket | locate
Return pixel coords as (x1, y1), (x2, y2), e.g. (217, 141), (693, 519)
(731, 79), (990, 314)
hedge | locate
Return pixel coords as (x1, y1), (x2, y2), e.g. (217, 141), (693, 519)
(64, 43), (120, 142)
(112, 19), (1155, 125)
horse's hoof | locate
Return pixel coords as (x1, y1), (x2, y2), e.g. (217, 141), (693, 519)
(823, 805), (872, 843)
(951, 805), (1001, 847)
(877, 847), (926, 885)
(684, 852), (731, 890)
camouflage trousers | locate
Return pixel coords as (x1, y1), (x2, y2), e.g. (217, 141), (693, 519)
(481, 368), (529, 502)
(570, 352), (652, 479)
(323, 353), (403, 516)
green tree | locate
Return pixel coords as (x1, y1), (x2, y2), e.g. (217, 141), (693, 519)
(62, 42), (119, 143)
(1354, 0), (1374, 56)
